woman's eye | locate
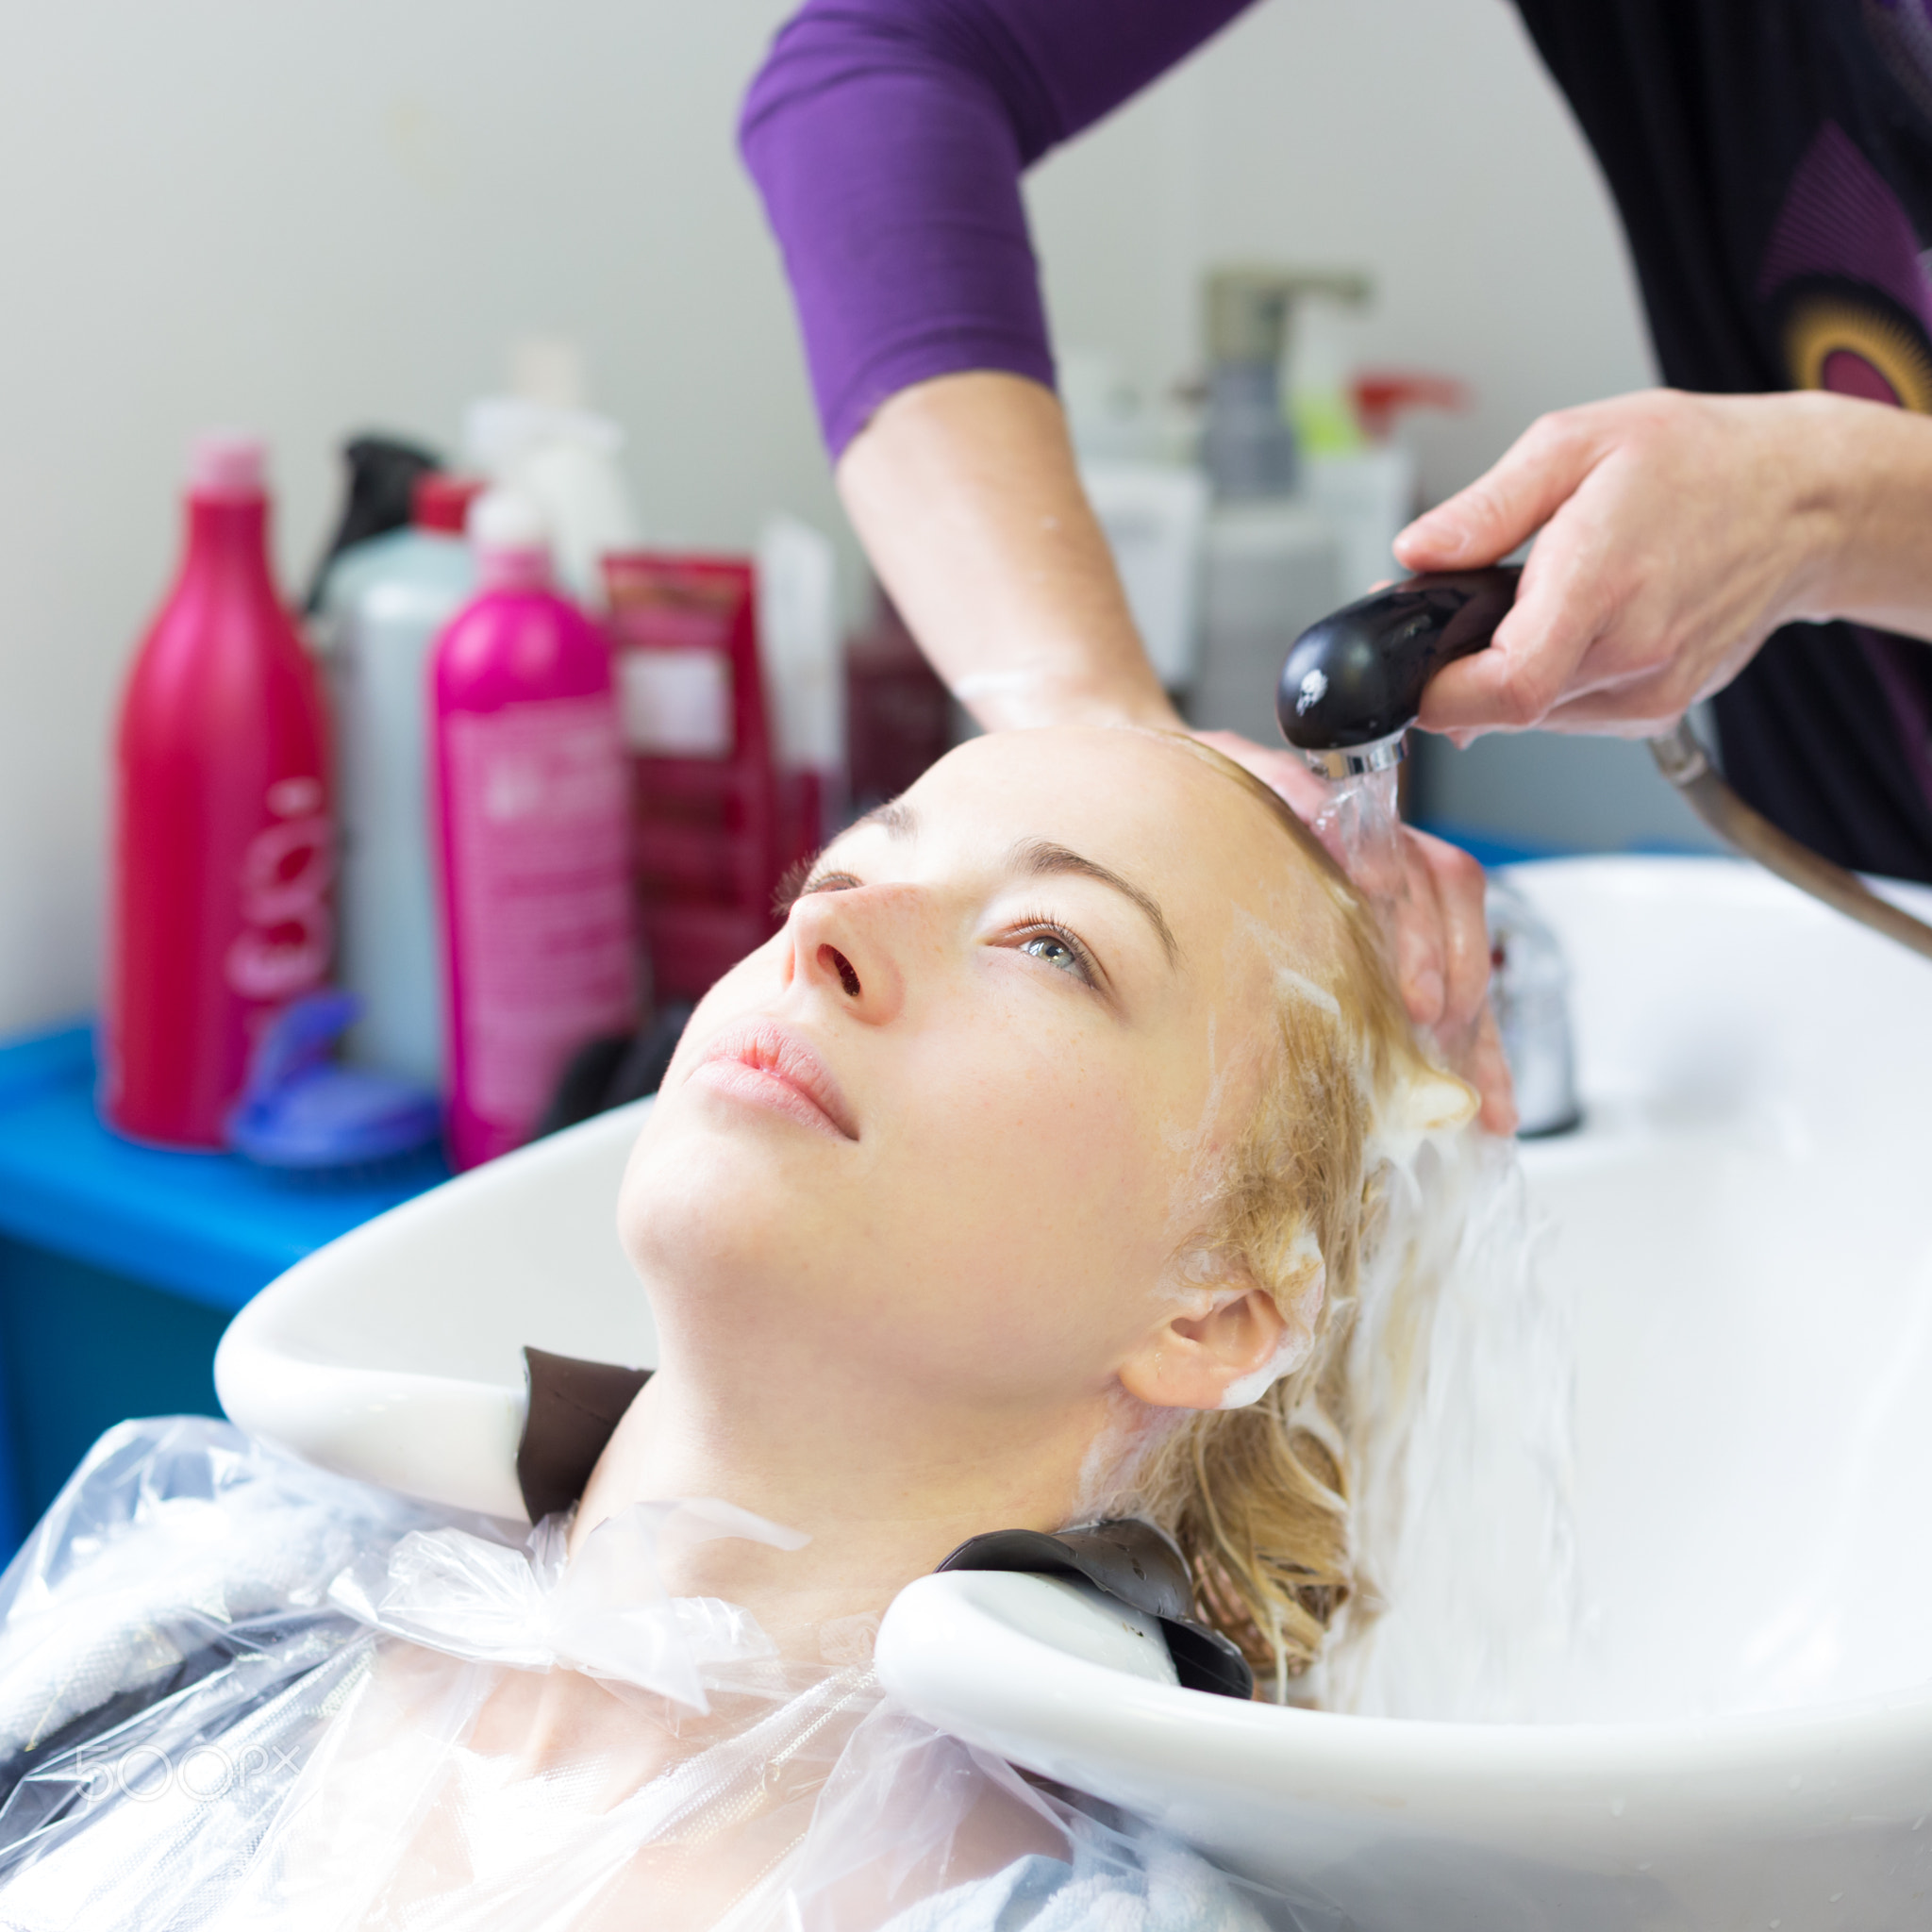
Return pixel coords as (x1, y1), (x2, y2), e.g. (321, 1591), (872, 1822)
(1019, 929), (1095, 985)
(774, 864), (861, 915)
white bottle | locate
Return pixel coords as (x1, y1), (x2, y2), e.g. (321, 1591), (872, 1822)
(319, 474), (481, 1087)
(756, 514), (843, 778)
(465, 337), (641, 607)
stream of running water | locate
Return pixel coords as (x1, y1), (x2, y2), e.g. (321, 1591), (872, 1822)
(1307, 764), (1587, 1723)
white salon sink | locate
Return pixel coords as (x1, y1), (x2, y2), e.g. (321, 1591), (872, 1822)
(219, 857), (1932, 1932)
(217, 1101), (654, 1522)
(1515, 859), (1932, 1722)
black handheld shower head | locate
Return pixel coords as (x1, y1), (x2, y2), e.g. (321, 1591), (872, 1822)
(1275, 563), (1932, 977)
(1276, 566), (1521, 776)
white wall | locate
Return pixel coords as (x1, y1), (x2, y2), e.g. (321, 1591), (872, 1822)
(0, 0), (1669, 1038)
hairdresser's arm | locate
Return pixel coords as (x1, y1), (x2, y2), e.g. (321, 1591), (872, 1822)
(742, 0), (1513, 1126)
(1398, 390), (1932, 737)
(841, 371), (1514, 1133)
(837, 373), (1167, 730)
(740, 0), (1258, 456)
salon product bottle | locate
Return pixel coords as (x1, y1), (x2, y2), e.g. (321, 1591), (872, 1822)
(758, 513), (843, 804)
(104, 433), (334, 1147)
(302, 433), (441, 613)
(320, 473), (482, 1086)
(465, 341), (640, 607)
(431, 491), (638, 1170)
(465, 399), (639, 608)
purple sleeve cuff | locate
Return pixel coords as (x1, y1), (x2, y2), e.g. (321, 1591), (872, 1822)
(741, 0), (1257, 457)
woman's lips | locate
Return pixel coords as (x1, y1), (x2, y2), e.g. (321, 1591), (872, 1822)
(687, 1022), (859, 1141)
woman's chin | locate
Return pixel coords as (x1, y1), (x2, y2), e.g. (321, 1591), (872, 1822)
(619, 1105), (842, 1284)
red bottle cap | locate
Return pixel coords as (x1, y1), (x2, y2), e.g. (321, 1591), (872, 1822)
(1349, 372), (1471, 443)
(412, 472), (487, 534)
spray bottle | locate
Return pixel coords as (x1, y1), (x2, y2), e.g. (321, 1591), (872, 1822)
(430, 491), (638, 1170)
(321, 472), (483, 1085)
(104, 433), (333, 1147)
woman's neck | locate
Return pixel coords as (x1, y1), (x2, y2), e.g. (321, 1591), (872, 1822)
(570, 1356), (1146, 1657)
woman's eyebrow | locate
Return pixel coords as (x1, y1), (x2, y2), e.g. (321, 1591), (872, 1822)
(849, 798), (916, 841)
(807, 798), (914, 876)
(1008, 838), (1179, 968)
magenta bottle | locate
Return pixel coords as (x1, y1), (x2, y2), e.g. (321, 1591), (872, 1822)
(431, 491), (638, 1170)
(104, 434), (334, 1148)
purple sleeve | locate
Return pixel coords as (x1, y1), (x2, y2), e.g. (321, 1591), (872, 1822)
(740, 0), (1259, 457)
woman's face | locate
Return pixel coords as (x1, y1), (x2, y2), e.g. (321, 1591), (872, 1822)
(620, 728), (1331, 1415)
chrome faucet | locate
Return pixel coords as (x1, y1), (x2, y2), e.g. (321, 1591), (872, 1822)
(1484, 875), (1581, 1137)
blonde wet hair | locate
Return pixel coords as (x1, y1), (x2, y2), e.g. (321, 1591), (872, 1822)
(1129, 740), (1462, 1691)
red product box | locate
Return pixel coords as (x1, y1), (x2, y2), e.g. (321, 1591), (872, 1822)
(604, 553), (820, 1002)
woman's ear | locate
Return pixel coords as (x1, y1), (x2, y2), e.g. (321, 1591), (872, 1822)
(1118, 1271), (1291, 1411)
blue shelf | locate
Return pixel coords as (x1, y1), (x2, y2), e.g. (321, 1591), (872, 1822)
(0, 1020), (451, 1547)
(0, 1021), (448, 1316)
(1417, 819), (1726, 874)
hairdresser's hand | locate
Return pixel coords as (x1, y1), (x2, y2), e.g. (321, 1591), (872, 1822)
(1394, 389), (1932, 738)
(1191, 731), (1517, 1135)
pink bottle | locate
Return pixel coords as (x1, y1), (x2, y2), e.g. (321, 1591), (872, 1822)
(104, 433), (334, 1148)
(431, 491), (638, 1170)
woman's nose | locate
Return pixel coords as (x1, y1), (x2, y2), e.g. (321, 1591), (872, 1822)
(784, 887), (911, 1024)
